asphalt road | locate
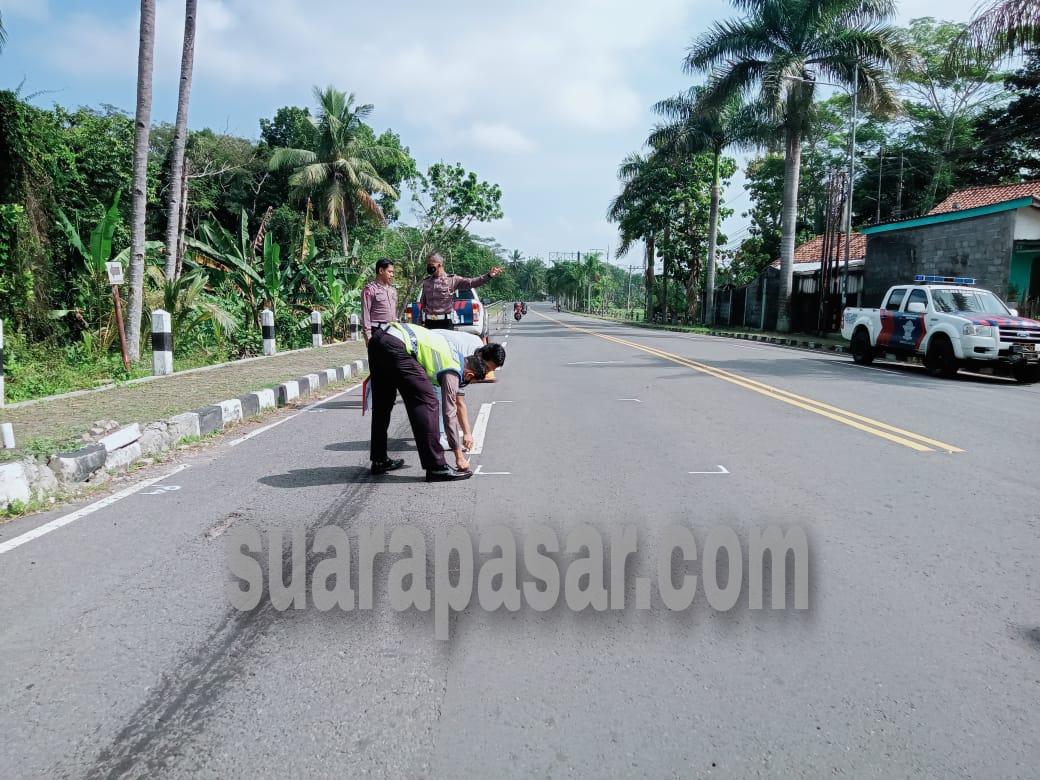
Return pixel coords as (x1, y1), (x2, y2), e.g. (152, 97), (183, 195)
(1, 303), (1037, 778)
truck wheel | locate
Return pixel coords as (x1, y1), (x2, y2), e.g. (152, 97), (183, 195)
(1011, 363), (1040, 384)
(925, 336), (959, 378)
(850, 328), (874, 365)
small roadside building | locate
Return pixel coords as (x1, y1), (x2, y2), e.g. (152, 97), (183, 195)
(712, 233), (866, 331)
(860, 181), (1040, 314)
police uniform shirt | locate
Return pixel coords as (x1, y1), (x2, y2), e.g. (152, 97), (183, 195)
(362, 281), (398, 340)
(420, 272), (492, 317)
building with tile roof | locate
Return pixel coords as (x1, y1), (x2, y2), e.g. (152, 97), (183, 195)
(861, 181), (1040, 313)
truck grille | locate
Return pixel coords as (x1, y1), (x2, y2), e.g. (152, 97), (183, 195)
(998, 328), (1040, 343)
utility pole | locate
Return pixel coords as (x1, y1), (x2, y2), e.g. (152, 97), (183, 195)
(626, 265), (633, 313)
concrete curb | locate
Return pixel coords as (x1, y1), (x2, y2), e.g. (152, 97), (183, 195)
(0, 358), (369, 511)
(708, 330), (851, 354)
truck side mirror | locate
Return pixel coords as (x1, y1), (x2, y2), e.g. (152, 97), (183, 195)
(1009, 308), (1019, 317)
(907, 302), (926, 314)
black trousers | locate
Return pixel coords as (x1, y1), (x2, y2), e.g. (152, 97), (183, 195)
(424, 318), (454, 331)
(368, 329), (445, 470)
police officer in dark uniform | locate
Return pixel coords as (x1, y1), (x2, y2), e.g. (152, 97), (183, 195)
(419, 252), (503, 330)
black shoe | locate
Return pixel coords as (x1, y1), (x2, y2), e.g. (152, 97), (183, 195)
(371, 458), (405, 475)
(425, 465), (473, 482)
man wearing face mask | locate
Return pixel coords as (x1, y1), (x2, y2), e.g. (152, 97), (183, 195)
(419, 252), (503, 330)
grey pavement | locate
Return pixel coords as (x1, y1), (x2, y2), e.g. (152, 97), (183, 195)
(0, 304), (1036, 778)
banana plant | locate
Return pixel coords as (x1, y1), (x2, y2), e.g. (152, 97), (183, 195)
(144, 265), (237, 354)
(52, 191), (162, 352)
(186, 210), (315, 330)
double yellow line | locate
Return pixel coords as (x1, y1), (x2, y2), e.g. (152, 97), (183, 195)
(541, 314), (963, 453)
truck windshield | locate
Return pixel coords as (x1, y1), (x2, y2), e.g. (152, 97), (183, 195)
(931, 289), (1010, 316)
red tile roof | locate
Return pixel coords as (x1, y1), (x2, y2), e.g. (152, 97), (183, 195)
(929, 181), (1040, 215)
(771, 233), (866, 267)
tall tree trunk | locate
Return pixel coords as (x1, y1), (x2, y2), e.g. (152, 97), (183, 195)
(777, 127), (803, 333)
(644, 233), (655, 320)
(126, 0), (157, 363)
(163, 0), (197, 281)
(174, 159), (190, 279)
(339, 203), (350, 258)
(704, 153), (721, 326)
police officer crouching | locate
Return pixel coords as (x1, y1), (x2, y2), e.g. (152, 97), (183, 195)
(368, 322), (498, 482)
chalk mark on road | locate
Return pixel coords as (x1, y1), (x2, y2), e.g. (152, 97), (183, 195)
(689, 465), (730, 475)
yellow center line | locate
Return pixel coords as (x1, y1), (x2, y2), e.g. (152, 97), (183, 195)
(537, 312), (964, 453)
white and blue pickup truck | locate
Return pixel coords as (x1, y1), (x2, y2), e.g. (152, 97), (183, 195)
(841, 276), (1040, 382)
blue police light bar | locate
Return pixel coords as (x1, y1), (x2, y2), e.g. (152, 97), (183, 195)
(914, 275), (975, 285)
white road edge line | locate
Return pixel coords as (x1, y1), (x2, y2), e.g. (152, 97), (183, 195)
(468, 403), (493, 455)
(229, 382), (361, 447)
(0, 464), (193, 556)
(618, 398), (642, 402)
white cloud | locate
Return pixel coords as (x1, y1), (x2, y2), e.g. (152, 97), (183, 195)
(469, 123), (535, 154)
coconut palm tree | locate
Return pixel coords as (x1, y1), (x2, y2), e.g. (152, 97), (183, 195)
(684, 0), (909, 331)
(126, 0), (157, 361)
(163, 0), (197, 281)
(269, 87), (404, 258)
(651, 88), (776, 325)
(958, 0), (1040, 61)
(0, 11), (7, 53)
(608, 152), (673, 320)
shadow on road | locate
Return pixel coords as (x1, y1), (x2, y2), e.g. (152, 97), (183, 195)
(325, 437), (414, 452)
(258, 464), (419, 488)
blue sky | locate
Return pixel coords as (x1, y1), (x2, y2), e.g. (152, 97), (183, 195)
(1, 0), (981, 269)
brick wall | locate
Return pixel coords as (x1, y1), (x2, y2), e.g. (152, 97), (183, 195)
(864, 211), (1015, 307)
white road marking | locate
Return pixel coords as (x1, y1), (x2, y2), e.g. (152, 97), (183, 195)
(688, 465), (730, 475)
(0, 464), (192, 555)
(142, 484), (181, 495)
(473, 465), (510, 475)
(618, 398), (642, 402)
(566, 360), (625, 365)
(468, 403), (493, 455)
(229, 383), (361, 446)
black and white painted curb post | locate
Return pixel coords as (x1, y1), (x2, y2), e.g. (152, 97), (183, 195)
(311, 311), (323, 347)
(1, 423), (14, 449)
(262, 309), (276, 356)
(152, 310), (174, 375)
(0, 317), (5, 406)
(350, 313), (359, 341)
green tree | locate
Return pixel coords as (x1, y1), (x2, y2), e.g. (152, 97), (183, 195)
(898, 17), (1005, 210)
(269, 86), (404, 258)
(962, 50), (1040, 182)
(685, 0), (910, 331)
(651, 87), (772, 323)
(956, 0), (1040, 62)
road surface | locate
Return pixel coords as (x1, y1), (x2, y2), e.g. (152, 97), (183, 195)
(1, 304), (1036, 778)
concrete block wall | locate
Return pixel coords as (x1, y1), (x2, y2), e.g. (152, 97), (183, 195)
(865, 212), (1015, 307)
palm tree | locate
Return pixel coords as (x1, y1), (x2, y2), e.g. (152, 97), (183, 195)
(958, 0), (1040, 62)
(608, 152), (671, 320)
(685, 0), (909, 332)
(163, 0), (197, 281)
(126, 0), (157, 362)
(0, 11), (7, 53)
(651, 88), (775, 325)
(269, 87), (404, 258)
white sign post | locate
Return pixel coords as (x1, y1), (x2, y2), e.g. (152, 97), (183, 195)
(107, 263), (130, 372)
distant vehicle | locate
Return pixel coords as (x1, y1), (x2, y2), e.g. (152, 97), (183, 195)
(840, 276), (1040, 382)
(406, 287), (489, 339)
